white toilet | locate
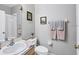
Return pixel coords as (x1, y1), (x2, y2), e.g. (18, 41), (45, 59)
(35, 45), (48, 55)
(29, 37), (48, 55)
(29, 37), (50, 55)
(35, 46), (48, 55)
(35, 46), (56, 55)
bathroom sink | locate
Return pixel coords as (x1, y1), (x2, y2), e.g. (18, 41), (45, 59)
(1, 41), (27, 55)
(2, 46), (17, 54)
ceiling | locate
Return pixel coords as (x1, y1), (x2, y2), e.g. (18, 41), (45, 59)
(0, 4), (17, 7)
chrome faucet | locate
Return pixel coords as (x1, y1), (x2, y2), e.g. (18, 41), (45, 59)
(9, 39), (15, 46)
(5, 38), (8, 41)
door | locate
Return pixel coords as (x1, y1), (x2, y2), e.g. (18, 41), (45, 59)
(0, 10), (5, 41)
(76, 5), (79, 55)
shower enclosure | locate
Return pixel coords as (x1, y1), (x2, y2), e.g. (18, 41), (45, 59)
(0, 9), (22, 41)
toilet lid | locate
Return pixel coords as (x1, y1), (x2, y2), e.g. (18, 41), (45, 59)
(35, 46), (48, 52)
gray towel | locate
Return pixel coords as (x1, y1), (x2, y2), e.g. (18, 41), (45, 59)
(56, 20), (64, 31)
(48, 21), (56, 31)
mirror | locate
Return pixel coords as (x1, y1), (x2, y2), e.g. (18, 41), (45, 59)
(11, 4), (35, 39)
(0, 4), (35, 41)
(11, 5), (22, 38)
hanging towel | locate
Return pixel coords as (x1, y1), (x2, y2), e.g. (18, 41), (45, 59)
(57, 20), (65, 40)
(50, 30), (56, 40)
(56, 20), (64, 31)
(48, 21), (56, 31)
(57, 30), (65, 40)
(49, 21), (56, 40)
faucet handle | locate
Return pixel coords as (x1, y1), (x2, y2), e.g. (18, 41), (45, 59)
(9, 39), (15, 46)
(11, 39), (14, 42)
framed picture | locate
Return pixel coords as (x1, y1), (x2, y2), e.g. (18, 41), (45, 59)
(40, 16), (47, 24)
(27, 11), (32, 21)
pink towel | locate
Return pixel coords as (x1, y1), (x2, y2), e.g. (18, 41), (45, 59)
(50, 30), (56, 40)
(57, 30), (65, 40)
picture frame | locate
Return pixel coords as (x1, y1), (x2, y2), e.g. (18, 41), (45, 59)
(40, 16), (47, 24)
(27, 11), (32, 21)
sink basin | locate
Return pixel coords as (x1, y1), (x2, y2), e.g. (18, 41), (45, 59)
(1, 41), (28, 55)
(3, 46), (17, 54)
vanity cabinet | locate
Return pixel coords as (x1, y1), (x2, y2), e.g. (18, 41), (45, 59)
(24, 47), (35, 55)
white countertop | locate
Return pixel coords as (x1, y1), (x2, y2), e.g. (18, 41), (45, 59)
(0, 38), (36, 55)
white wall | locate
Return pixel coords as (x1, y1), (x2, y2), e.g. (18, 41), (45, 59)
(35, 4), (76, 55)
(21, 4), (35, 39)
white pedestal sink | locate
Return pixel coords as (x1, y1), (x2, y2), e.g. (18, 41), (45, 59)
(0, 40), (28, 55)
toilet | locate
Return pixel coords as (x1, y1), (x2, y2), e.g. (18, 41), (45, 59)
(30, 37), (53, 55)
(35, 46), (48, 55)
(30, 37), (48, 55)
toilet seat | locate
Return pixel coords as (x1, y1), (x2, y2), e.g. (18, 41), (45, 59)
(35, 46), (48, 55)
